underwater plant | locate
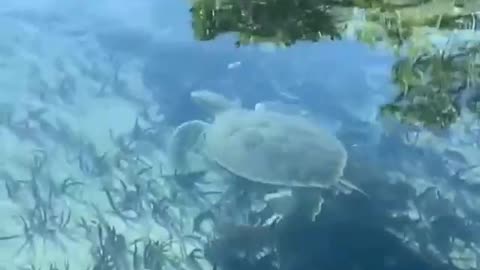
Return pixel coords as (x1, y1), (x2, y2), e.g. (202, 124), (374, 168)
(86, 221), (188, 270)
(103, 178), (150, 222)
(132, 238), (178, 270)
(0, 150), (75, 257)
(0, 202), (72, 257)
(91, 225), (129, 270)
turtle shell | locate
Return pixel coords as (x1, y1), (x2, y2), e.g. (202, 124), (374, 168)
(203, 109), (348, 188)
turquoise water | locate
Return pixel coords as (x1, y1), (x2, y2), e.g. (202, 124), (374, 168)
(0, 1), (478, 269)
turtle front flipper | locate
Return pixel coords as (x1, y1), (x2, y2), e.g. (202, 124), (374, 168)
(167, 120), (209, 173)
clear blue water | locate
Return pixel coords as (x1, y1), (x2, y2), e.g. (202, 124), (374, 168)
(0, 1), (478, 270)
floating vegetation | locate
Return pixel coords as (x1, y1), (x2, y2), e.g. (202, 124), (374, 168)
(190, 0), (342, 46)
(190, 0), (480, 47)
(382, 39), (480, 129)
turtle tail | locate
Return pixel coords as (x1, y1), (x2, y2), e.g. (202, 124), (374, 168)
(337, 178), (369, 198)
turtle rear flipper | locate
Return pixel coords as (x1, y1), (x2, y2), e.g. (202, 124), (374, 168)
(167, 120), (209, 173)
(336, 178), (369, 198)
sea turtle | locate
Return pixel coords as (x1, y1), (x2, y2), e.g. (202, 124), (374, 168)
(167, 90), (364, 194)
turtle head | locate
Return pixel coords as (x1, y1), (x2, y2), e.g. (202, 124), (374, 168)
(191, 90), (241, 115)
